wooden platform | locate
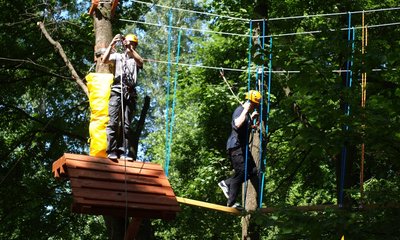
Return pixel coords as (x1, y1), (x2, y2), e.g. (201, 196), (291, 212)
(52, 153), (181, 220)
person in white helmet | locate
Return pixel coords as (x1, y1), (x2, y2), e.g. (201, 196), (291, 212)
(218, 90), (261, 210)
(102, 34), (143, 161)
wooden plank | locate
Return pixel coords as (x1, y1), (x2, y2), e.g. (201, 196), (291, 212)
(52, 155), (69, 179)
(65, 159), (166, 179)
(70, 178), (175, 196)
(125, 218), (142, 240)
(71, 203), (176, 220)
(68, 168), (171, 187)
(52, 154), (66, 174)
(74, 197), (181, 212)
(176, 197), (241, 215)
(64, 153), (163, 171)
(72, 188), (180, 207)
(259, 205), (339, 214)
(360, 202), (400, 210)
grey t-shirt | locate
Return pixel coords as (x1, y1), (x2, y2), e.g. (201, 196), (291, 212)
(109, 53), (140, 89)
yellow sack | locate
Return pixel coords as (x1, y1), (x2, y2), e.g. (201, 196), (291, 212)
(86, 73), (114, 157)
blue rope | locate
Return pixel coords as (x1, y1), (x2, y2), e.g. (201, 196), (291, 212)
(256, 35), (262, 209)
(260, 36), (272, 208)
(165, 8), (173, 177)
(258, 21), (267, 208)
(340, 12), (352, 206)
(166, 28), (182, 176)
(243, 20), (252, 211)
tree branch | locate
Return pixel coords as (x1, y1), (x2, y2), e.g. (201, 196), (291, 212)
(1, 102), (86, 142)
(36, 21), (89, 98)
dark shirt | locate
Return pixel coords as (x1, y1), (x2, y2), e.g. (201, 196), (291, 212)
(226, 105), (251, 150)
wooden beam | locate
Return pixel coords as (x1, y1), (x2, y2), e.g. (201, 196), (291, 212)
(66, 158), (167, 179)
(70, 178), (175, 196)
(260, 205), (340, 214)
(259, 202), (400, 213)
(88, 0), (99, 17)
(71, 203), (177, 220)
(176, 197), (241, 215)
(124, 218), (142, 240)
(111, 0), (119, 19)
(68, 168), (171, 187)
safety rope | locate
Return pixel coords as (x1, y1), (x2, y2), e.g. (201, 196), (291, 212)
(255, 36), (262, 209)
(119, 47), (129, 238)
(165, 8), (173, 177)
(219, 68), (243, 106)
(339, 12), (354, 207)
(260, 36), (272, 208)
(360, 11), (368, 207)
(259, 20), (270, 208)
(243, 20), (252, 211)
(166, 28), (182, 178)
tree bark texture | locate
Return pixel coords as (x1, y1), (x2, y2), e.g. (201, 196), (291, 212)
(242, 127), (261, 240)
(94, 3), (113, 74)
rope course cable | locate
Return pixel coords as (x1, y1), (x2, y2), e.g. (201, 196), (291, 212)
(129, 0), (250, 21)
(120, 18), (400, 39)
(164, 8), (173, 178)
(360, 11), (368, 208)
(142, 58), (391, 74)
(130, 0), (400, 22)
(243, 20), (252, 212)
(257, 20), (266, 209)
(166, 28), (182, 178)
(339, 12), (355, 207)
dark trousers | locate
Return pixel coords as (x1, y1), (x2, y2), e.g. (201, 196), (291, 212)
(106, 90), (135, 154)
(225, 147), (257, 206)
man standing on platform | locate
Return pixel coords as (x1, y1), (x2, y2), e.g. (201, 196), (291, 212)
(102, 34), (143, 161)
(218, 90), (261, 209)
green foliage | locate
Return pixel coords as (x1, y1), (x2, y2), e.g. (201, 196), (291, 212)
(2, 0), (400, 239)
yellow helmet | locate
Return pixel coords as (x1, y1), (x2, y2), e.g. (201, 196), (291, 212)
(245, 90), (261, 104)
(125, 34), (138, 43)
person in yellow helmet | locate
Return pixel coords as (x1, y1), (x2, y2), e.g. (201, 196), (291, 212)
(102, 34), (144, 161)
(218, 90), (261, 210)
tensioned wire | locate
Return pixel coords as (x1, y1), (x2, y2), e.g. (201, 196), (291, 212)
(142, 58), (394, 74)
(120, 18), (400, 38)
(130, 0), (400, 22)
(164, 8), (173, 178)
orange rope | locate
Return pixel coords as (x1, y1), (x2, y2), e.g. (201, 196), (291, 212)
(360, 11), (367, 207)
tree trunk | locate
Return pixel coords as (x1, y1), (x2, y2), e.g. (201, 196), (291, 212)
(92, 3), (129, 240)
(104, 216), (128, 240)
(242, 127), (261, 240)
(241, 11), (269, 239)
(94, 2), (113, 74)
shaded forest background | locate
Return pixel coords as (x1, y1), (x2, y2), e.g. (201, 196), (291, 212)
(1, 0), (400, 239)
